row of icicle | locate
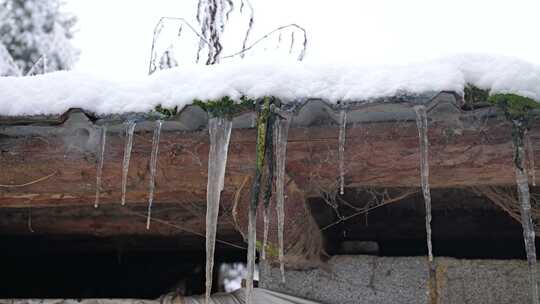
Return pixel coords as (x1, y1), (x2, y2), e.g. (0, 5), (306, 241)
(92, 103), (539, 304)
(413, 104), (538, 304)
(94, 120), (162, 231)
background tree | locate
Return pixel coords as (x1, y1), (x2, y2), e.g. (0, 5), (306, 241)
(0, 0), (79, 76)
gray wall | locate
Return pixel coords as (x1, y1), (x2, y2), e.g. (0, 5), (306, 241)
(260, 255), (535, 304)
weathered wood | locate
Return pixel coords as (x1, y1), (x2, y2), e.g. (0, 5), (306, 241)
(0, 111), (532, 209)
(0, 110), (540, 207)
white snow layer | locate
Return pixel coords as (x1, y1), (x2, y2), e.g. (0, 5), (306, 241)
(0, 54), (539, 116)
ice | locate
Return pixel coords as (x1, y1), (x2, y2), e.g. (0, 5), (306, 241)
(513, 123), (539, 304)
(338, 109), (347, 195)
(526, 131), (536, 186)
(121, 121), (136, 206)
(262, 208), (269, 261)
(3, 54), (540, 117)
(146, 120), (162, 230)
(205, 117), (233, 303)
(246, 196), (257, 304)
(94, 126), (107, 209)
(274, 113), (291, 283)
(414, 105), (433, 262)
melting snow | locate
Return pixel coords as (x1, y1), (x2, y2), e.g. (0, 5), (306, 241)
(0, 54), (539, 116)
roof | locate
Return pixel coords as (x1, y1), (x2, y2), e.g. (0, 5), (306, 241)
(0, 54), (539, 117)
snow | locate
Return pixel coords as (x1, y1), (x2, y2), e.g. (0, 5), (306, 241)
(0, 54), (539, 116)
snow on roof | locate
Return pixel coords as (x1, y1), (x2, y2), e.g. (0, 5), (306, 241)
(0, 54), (539, 116)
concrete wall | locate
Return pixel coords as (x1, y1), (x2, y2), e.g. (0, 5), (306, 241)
(260, 255), (535, 304)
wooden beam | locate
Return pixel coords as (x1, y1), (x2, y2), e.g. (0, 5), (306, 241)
(0, 109), (532, 210)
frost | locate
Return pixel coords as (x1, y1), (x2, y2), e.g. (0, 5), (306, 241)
(146, 120), (162, 230)
(274, 112), (291, 283)
(205, 117), (233, 303)
(121, 121), (136, 206)
(414, 105), (433, 262)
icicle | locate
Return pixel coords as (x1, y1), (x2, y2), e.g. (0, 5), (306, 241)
(246, 100), (272, 304)
(338, 109), (347, 195)
(94, 126), (107, 209)
(261, 113), (276, 262)
(146, 120), (162, 230)
(121, 121), (136, 206)
(205, 117), (233, 303)
(261, 208), (269, 260)
(513, 121), (539, 304)
(413, 105), (433, 262)
(274, 113), (291, 283)
(526, 131), (536, 186)
(246, 201), (257, 304)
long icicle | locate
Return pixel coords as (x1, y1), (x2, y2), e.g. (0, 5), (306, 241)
(261, 208), (269, 261)
(146, 120), (162, 230)
(205, 117), (233, 304)
(414, 105), (433, 262)
(338, 109), (347, 195)
(94, 126), (107, 208)
(247, 99), (271, 304)
(526, 131), (537, 186)
(512, 121), (539, 304)
(121, 121), (137, 206)
(262, 114), (276, 261)
(274, 112), (291, 283)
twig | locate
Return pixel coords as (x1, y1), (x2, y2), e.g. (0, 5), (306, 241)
(28, 207), (35, 233)
(148, 17), (211, 75)
(222, 24), (308, 61)
(0, 171), (57, 188)
(320, 190), (416, 231)
(123, 208), (246, 250)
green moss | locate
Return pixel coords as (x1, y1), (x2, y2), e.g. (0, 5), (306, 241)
(256, 240), (279, 258)
(255, 97), (271, 170)
(154, 104), (179, 118)
(464, 84), (490, 105)
(250, 97), (274, 213)
(488, 93), (539, 169)
(193, 96), (255, 119)
(488, 93), (540, 122)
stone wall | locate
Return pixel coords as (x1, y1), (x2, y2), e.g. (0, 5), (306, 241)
(260, 255), (534, 304)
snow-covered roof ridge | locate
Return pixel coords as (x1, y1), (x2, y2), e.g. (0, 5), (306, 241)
(0, 54), (539, 117)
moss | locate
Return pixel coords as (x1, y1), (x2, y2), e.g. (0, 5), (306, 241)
(464, 84), (490, 105)
(193, 96), (255, 119)
(250, 97), (274, 212)
(255, 97), (271, 170)
(489, 93), (539, 169)
(153, 96), (256, 119)
(488, 93), (539, 123)
(256, 240), (279, 258)
(154, 104), (179, 118)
